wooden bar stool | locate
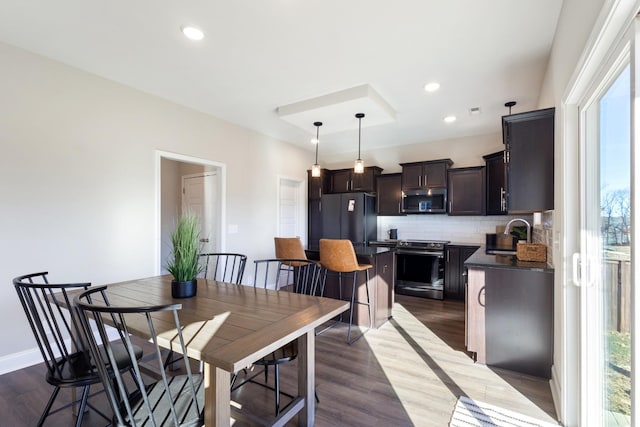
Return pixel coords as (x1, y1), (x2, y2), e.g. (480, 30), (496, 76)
(319, 238), (372, 345)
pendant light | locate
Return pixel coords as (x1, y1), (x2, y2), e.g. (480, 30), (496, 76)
(311, 121), (322, 177)
(354, 113), (365, 174)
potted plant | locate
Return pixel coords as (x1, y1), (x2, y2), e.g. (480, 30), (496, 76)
(166, 212), (203, 298)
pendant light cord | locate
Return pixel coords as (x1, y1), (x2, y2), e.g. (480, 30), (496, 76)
(358, 117), (361, 160)
(356, 113), (364, 160)
(313, 121), (322, 165)
(315, 125), (319, 163)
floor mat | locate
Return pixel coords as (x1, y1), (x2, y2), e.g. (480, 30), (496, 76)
(449, 396), (559, 427)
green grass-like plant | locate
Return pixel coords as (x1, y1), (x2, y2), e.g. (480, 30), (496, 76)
(166, 212), (204, 282)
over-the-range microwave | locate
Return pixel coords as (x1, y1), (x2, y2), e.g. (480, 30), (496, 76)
(402, 188), (447, 213)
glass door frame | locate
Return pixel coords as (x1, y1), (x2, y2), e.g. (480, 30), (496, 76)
(579, 44), (630, 426)
(561, 2), (640, 425)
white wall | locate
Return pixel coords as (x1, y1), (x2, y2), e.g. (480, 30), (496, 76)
(0, 41), (312, 365)
(537, 0), (607, 425)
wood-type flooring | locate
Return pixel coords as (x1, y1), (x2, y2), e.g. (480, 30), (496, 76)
(0, 295), (558, 426)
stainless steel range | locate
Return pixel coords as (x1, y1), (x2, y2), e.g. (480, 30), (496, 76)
(395, 240), (448, 299)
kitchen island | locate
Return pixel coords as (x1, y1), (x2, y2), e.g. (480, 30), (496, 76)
(465, 247), (554, 378)
(306, 245), (395, 328)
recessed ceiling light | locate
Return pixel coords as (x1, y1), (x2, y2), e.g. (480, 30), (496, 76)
(181, 26), (204, 41)
(443, 115), (457, 123)
(424, 82), (440, 92)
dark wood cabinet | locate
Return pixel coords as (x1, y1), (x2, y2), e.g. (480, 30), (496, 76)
(400, 159), (452, 190)
(308, 199), (322, 248)
(445, 245), (478, 300)
(485, 267), (554, 378)
(330, 169), (352, 193)
(352, 167), (382, 191)
(502, 108), (554, 212)
(308, 168), (330, 201)
(307, 169), (330, 248)
(447, 167), (485, 215)
(483, 151), (507, 215)
(307, 166), (381, 247)
(330, 167), (382, 193)
(376, 174), (403, 216)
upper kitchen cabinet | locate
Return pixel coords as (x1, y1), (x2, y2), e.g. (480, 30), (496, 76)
(376, 173), (404, 216)
(483, 151), (507, 215)
(400, 159), (453, 191)
(307, 169), (330, 248)
(447, 167), (486, 215)
(308, 169), (330, 201)
(330, 166), (382, 193)
(502, 108), (555, 212)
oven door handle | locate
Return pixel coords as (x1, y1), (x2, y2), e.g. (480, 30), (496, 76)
(396, 249), (444, 257)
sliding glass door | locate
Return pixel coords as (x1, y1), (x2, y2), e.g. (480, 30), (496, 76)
(579, 37), (633, 427)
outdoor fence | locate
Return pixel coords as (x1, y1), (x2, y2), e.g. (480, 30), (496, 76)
(604, 258), (631, 333)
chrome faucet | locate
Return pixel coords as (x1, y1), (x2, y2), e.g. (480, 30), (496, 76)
(504, 218), (531, 243)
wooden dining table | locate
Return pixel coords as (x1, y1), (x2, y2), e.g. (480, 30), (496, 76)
(85, 274), (349, 427)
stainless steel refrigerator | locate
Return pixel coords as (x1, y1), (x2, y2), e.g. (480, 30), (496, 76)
(320, 192), (377, 246)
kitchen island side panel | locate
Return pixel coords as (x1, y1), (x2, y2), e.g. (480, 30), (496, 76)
(485, 267), (554, 378)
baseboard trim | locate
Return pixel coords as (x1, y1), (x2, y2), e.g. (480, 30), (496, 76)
(0, 347), (43, 375)
(0, 328), (123, 376)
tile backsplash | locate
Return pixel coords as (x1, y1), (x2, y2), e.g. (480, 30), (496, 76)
(377, 214), (534, 245)
(378, 211), (554, 267)
(532, 210), (554, 267)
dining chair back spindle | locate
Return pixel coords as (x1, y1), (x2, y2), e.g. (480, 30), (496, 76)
(75, 286), (204, 427)
(13, 272), (142, 427)
(200, 252), (247, 284)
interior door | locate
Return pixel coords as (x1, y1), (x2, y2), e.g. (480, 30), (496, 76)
(277, 177), (303, 239)
(183, 172), (217, 253)
(578, 52), (633, 426)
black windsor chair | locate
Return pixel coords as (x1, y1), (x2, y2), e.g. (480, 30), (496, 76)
(13, 272), (143, 427)
(75, 286), (204, 427)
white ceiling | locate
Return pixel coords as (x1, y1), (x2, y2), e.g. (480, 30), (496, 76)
(0, 0), (563, 155)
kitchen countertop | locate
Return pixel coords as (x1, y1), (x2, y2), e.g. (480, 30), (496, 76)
(305, 244), (393, 257)
(465, 245), (553, 272)
(448, 242), (481, 247)
(369, 240), (481, 248)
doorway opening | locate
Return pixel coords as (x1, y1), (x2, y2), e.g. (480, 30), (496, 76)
(155, 151), (226, 274)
